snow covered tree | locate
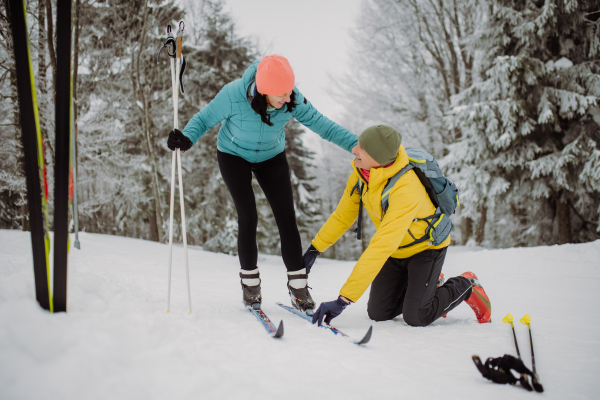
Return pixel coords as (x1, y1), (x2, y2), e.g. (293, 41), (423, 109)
(72, 0), (184, 241)
(446, 0), (600, 246)
(333, 0), (480, 244)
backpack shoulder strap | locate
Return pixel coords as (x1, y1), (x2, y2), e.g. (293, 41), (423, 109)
(381, 163), (414, 214)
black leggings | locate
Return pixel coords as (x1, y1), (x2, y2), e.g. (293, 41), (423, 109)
(217, 150), (303, 272)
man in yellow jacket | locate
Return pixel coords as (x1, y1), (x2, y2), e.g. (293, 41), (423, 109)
(304, 125), (492, 327)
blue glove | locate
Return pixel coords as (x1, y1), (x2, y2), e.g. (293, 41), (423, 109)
(302, 244), (321, 274)
(312, 296), (349, 326)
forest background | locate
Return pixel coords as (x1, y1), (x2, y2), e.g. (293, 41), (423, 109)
(1, 0), (599, 261)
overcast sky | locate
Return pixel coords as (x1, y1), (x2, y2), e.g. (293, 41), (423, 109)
(222, 0), (363, 123)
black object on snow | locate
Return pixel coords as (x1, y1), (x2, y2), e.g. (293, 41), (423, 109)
(472, 354), (543, 392)
(8, 0), (52, 311)
(53, 0), (74, 313)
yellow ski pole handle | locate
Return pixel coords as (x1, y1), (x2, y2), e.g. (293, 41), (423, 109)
(520, 314), (531, 326)
(502, 313), (514, 325)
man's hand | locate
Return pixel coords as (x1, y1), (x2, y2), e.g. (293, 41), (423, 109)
(311, 296), (351, 326)
(302, 244), (321, 274)
(167, 129), (192, 152)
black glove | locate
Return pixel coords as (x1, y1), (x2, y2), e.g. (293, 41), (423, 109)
(167, 129), (192, 152)
(312, 296), (350, 326)
(302, 244), (321, 274)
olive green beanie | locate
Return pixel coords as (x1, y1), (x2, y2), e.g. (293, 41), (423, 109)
(358, 125), (402, 165)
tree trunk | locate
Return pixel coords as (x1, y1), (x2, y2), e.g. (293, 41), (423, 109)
(461, 215), (472, 245)
(131, 0), (164, 243)
(475, 204), (487, 245)
(148, 213), (159, 242)
(556, 192), (572, 244)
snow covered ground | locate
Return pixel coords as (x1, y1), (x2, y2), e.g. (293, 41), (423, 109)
(1, 229), (599, 399)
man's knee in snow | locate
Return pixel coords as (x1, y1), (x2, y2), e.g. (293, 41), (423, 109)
(403, 309), (428, 327)
(367, 306), (394, 322)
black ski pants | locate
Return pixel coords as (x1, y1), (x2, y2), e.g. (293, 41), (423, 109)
(367, 247), (472, 326)
(217, 150), (303, 272)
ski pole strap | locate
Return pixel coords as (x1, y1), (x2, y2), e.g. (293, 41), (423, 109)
(472, 354), (534, 389)
(179, 55), (186, 94)
(156, 25), (176, 63)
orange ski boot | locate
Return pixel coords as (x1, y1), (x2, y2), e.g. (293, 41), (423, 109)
(461, 272), (492, 323)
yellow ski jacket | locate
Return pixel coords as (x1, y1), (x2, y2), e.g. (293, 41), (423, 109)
(312, 145), (450, 302)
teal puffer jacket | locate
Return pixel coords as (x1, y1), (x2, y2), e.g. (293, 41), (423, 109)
(182, 60), (358, 163)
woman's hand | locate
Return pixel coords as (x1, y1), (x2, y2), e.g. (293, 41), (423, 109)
(167, 129), (193, 152)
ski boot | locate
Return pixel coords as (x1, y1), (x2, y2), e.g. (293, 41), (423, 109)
(461, 271), (492, 323)
(287, 268), (316, 316)
(240, 268), (262, 310)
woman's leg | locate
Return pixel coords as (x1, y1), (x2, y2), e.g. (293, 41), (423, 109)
(252, 151), (303, 272)
(217, 150), (259, 271)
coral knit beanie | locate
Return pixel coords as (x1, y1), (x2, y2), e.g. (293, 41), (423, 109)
(359, 125), (402, 165)
(256, 55), (295, 95)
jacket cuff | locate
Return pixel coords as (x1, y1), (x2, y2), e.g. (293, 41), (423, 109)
(311, 237), (329, 254)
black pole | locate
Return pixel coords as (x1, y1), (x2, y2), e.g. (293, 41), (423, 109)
(8, 0), (52, 311)
(53, 0), (73, 313)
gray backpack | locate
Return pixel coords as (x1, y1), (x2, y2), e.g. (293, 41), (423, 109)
(351, 148), (459, 248)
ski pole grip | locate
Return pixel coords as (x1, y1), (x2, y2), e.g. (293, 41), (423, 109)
(520, 314), (531, 325)
(177, 36), (182, 58)
(502, 313), (513, 324)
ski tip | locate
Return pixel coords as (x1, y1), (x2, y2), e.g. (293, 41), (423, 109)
(355, 325), (373, 345)
(273, 320), (284, 338)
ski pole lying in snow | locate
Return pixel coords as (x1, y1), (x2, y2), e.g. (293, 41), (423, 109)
(502, 313), (532, 391)
(520, 314), (544, 392)
(158, 21), (191, 315)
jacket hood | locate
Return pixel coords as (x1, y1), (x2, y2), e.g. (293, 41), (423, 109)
(242, 60), (260, 90)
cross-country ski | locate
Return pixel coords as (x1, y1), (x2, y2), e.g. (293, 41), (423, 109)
(277, 302), (372, 345)
(246, 305), (284, 338)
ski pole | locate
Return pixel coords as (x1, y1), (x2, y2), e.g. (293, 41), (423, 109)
(503, 313), (532, 391)
(175, 21), (191, 315)
(159, 25), (177, 313)
(158, 22), (191, 314)
(520, 315), (544, 392)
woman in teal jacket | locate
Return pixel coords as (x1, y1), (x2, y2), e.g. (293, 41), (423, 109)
(168, 55), (358, 313)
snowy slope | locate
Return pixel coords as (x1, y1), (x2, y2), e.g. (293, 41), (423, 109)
(1, 229), (599, 400)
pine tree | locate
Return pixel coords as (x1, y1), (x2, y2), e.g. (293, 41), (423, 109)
(446, 0), (600, 246)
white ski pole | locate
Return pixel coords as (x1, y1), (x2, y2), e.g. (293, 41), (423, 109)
(158, 24), (179, 313)
(175, 21), (192, 314)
